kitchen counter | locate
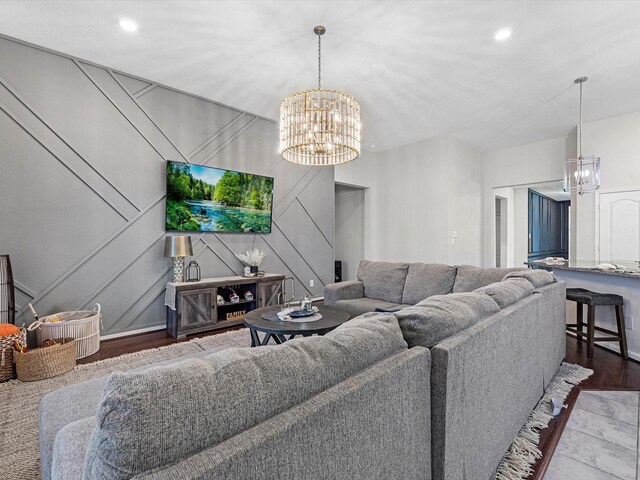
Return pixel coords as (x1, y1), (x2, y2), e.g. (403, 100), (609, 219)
(526, 260), (640, 360)
(525, 260), (640, 279)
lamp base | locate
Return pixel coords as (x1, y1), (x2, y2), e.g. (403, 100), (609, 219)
(171, 257), (186, 283)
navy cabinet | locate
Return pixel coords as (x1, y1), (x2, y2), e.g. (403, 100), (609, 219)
(528, 189), (569, 261)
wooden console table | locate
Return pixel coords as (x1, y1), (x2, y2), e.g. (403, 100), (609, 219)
(165, 273), (286, 338)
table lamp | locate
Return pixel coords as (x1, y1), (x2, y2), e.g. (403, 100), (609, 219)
(164, 236), (193, 282)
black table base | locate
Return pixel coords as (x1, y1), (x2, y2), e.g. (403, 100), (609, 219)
(244, 305), (350, 347)
(248, 329), (318, 347)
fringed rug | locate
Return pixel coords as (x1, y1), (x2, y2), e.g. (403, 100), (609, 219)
(0, 328), (251, 480)
(495, 362), (593, 480)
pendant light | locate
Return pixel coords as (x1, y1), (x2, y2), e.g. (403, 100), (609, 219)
(564, 77), (601, 195)
(279, 26), (361, 166)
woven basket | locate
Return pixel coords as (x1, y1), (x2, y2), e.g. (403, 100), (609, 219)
(35, 304), (102, 359)
(0, 328), (26, 382)
(14, 338), (76, 382)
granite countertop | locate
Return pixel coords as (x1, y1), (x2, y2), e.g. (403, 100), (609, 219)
(524, 260), (640, 279)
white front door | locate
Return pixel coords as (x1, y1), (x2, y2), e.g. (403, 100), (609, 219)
(598, 190), (640, 262)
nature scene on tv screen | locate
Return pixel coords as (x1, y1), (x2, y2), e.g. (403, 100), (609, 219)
(166, 161), (273, 233)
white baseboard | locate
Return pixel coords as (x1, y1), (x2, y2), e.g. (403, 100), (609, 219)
(100, 299), (326, 341)
(100, 325), (166, 341)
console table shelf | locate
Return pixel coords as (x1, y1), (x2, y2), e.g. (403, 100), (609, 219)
(165, 274), (285, 338)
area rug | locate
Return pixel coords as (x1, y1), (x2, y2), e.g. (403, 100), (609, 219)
(495, 362), (594, 480)
(0, 328), (251, 480)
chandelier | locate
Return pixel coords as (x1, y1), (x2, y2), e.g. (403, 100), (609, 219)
(279, 26), (361, 166)
(564, 77), (601, 195)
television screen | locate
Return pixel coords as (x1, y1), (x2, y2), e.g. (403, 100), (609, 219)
(165, 161), (274, 233)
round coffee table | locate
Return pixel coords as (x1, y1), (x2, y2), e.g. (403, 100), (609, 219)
(244, 305), (351, 347)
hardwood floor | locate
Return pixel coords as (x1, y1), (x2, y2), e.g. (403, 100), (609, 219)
(76, 325), (245, 365)
(532, 338), (640, 480)
(80, 328), (640, 479)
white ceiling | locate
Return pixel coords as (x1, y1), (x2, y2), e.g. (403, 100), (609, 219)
(1, 1), (640, 153)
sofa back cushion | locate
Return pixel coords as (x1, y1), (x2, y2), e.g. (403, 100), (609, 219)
(474, 277), (534, 309)
(453, 265), (526, 293)
(401, 263), (458, 305)
(357, 260), (409, 304)
(394, 292), (500, 348)
(83, 315), (407, 479)
(502, 269), (556, 288)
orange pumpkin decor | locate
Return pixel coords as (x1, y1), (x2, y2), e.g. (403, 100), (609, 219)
(0, 323), (20, 337)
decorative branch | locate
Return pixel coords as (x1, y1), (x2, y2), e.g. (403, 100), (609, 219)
(235, 248), (266, 267)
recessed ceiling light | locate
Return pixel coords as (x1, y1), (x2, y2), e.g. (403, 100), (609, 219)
(494, 27), (512, 41)
(118, 18), (139, 32)
(370, 144), (376, 149)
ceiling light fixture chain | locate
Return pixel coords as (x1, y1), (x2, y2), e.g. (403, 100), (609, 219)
(315, 25), (325, 90)
(576, 76), (587, 158)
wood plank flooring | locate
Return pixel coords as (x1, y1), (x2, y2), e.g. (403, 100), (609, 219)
(80, 328), (640, 478)
(76, 325), (244, 364)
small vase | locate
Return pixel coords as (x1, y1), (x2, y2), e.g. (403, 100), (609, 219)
(250, 265), (259, 274)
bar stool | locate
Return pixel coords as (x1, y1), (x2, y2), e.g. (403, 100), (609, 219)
(566, 288), (628, 359)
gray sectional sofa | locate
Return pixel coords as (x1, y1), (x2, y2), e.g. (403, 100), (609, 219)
(40, 262), (566, 480)
(324, 260), (526, 316)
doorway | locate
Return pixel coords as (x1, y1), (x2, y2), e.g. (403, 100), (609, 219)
(492, 180), (569, 268)
(335, 183), (366, 282)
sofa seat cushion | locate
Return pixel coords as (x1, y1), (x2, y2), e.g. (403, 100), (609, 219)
(334, 298), (401, 317)
(474, 277), (535, 309)
(402, 263), (457, 305)
(503, 269), (556, 288)
(357, 260), (409, 304)
(395, 292), (500, 348)
(83, 315), (408, 479)
(453, 265), (526, 292)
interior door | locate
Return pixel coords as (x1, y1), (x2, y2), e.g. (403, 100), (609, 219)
(598, 190), (640, 262)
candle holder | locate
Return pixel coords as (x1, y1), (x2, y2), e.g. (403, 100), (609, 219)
(186, 260), (201, 282)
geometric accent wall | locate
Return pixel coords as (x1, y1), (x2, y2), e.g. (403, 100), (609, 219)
(0, 35), (334, 336)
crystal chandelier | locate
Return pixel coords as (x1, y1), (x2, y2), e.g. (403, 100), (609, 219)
(279, 26), (361, 166)
(564, 77), (600, 195)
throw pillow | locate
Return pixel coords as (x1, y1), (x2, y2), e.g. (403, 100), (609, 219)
(357, 260), (409, 304)
(502, 269), (556, 288)
(395, 292), (500, 348)
(401, 263), (458, 305)
(453, 265), (526, 292)
(474, 277), (534, 309)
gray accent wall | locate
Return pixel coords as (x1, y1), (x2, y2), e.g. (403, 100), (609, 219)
(0, 35), (334, 336)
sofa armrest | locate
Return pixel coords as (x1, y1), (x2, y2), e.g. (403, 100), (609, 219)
(324, 281), (364, 305)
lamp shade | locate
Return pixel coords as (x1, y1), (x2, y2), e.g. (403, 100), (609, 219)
(164, 236), (193, 257)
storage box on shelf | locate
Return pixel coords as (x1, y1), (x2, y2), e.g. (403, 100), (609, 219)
(165, 274), (286, 338)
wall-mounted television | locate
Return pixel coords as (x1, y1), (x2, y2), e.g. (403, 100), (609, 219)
(165, 160), (274, 233)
